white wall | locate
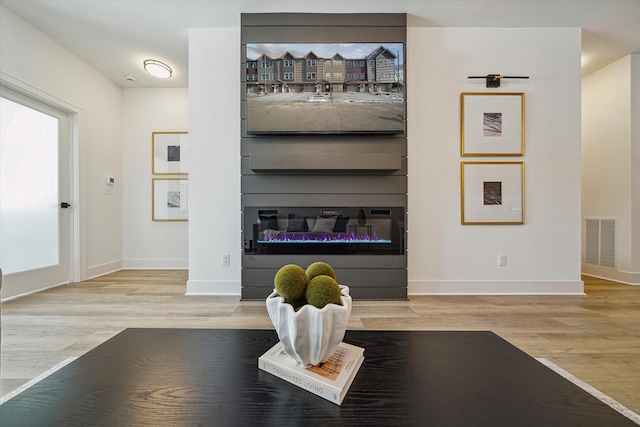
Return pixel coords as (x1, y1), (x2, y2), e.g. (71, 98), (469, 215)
(407, 28), (583, 294)
(582, 54), (640, 285)
(0, 7), (589, 296)
(0, 6), (123, 288)
(122, 88), (189, 269)
(187, 28), (242, 295)
(633, 54), (640, 281)
(189, 25), (583, 295)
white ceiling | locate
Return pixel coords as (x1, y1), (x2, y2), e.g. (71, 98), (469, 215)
(2, 0), (639, 88)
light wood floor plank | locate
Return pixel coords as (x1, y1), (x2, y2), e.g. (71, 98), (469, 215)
(1, 271), (638, 414)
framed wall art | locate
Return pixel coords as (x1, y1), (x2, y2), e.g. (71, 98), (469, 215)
(152, 131), (189, 174)
(152, 178), (188, 221)
(461, 93), (524, 156)
(461, 162), (524, 225)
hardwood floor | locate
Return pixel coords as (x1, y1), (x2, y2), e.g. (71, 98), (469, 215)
(1, 270), (639, 414)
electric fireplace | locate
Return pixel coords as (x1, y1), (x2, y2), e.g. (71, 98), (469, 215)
(244, 207), (405, 256)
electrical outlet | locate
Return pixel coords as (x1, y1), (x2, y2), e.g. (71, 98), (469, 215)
(222, 253), (230, 266)
(498, 254), (507, 266)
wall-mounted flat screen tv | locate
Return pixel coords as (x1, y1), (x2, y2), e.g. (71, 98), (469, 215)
(245, 43), (405, 135)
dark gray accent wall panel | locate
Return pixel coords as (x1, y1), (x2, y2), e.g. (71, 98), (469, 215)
(242, 268), (407, 301)
(241, 194), (407, 208)
(249, 153), (401, 172)
(242, 285), (407, 301)
(243, 268), (406, 284)
(240, 13), (407, 300)
(241, 138), (407, 157)
(243, 254), (406, 269)
(242, 157), (409, 176)
(242, 175), (407, 194)
(241, 13), (406, 28)
(242, 26), (406, 45)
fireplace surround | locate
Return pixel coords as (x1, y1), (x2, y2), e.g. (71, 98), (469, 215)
(241, 13), (407, 300)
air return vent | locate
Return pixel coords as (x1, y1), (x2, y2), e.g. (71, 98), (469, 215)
(585, 218), (616, 268)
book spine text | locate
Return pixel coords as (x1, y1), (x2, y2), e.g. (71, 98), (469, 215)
(259, 359), (341, 404)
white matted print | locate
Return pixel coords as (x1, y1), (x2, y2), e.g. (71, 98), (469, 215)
(152, 178), (188, 221)
(461, 93), (524, 156)
(461, 162), (524, 225)
(152, 132), (189, 174)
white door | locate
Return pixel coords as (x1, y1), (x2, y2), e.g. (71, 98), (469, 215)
(0, 86), (72, 299)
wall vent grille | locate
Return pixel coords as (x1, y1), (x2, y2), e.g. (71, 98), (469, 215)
(585, 218), (616, 268)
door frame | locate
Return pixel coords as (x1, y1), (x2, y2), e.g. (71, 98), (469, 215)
(1, 72), (84, 298)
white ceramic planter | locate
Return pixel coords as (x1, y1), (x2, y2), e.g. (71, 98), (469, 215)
(266, 285), (352, 367)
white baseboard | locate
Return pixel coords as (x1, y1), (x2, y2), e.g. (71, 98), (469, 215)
(1, 281), (69, 303)
(581, 264), (640, 286)
(186, 279), (241, 296)
(85, 260), (123, 280)
(122, 259), (188, 269)
(408, 280), (585, 295)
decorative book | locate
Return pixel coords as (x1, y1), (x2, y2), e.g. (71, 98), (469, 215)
(258, 341), (365, 405)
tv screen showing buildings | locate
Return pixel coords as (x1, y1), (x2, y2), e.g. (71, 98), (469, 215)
(246, 43), (405, 134)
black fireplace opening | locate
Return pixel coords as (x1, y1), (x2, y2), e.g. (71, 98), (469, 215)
(243, 206), (405, 255)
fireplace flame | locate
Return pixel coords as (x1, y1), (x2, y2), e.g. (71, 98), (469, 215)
(258, 230), (391, 244)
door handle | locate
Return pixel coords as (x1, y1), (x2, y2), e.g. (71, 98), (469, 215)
(60, 202), (71, 208)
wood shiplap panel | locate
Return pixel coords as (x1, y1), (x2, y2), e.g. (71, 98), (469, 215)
(240, 13), (407, 299)
(241, 26), (406, 44)
(241, 13), (406, 28)
(249, 153), (401, 172)
(241, 175), (407, 194)
(241, 194), (407, 208)
(241, 136), (407, 156)
(241, 156), (408, 176)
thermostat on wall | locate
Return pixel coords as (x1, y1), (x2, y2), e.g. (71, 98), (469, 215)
(105, 175), (115, 185)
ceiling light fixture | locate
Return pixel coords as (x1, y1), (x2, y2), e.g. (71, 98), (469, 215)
(143, 59), (172, 79)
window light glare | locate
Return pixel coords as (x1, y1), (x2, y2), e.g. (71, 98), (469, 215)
(143, 60), (172, 79)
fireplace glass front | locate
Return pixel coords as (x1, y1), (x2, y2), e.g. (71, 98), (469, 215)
(244, 207), (405, 255)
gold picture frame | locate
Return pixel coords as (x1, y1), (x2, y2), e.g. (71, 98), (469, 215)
(461, 162), (524, 225)
(152, 178), (188, 221)
(152, 131), (189, 174)
(461, 93), (524, 156)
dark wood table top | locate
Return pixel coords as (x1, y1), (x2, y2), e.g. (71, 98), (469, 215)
(0, 329), (634, 426)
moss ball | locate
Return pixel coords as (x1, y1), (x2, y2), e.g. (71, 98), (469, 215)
(305, 275), (342, 309)
(306, 261), (335, 281)
(274, 264), (308, 300)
